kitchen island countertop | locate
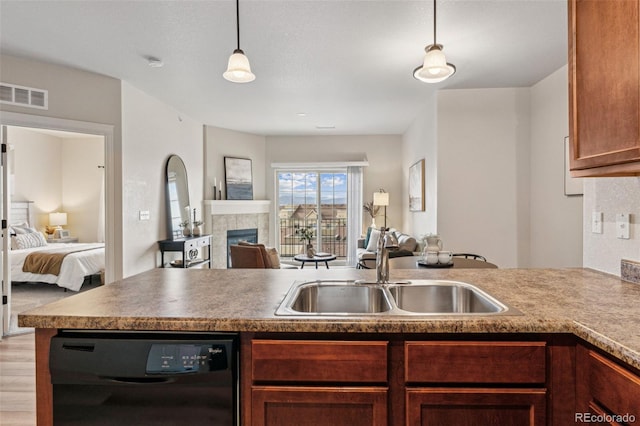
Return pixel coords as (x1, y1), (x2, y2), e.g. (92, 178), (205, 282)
(18, 267), (640, 370)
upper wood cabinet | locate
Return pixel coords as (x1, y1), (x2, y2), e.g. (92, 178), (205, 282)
(569, 0), (640, 177)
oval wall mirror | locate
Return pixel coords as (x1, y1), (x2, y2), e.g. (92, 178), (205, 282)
(165, 155), (190, 239)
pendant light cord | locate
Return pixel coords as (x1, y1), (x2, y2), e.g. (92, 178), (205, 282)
(235, 0), (241, 51)
(433, 0), (437, 45)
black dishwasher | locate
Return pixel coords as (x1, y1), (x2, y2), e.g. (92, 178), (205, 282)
(50, 330), (238, 425)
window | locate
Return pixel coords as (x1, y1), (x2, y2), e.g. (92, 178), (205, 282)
(277, 171), (347, 258)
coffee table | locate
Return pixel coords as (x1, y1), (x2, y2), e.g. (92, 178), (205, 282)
(293, 253), (337, 269)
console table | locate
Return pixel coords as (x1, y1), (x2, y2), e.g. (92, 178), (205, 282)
(158, 235), (212, 268)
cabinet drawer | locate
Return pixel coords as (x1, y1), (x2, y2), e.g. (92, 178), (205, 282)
(588, 350), (640, 418)
(197, 236), (210, 247)
(405, 341), (546, 384)
(184, 240), (197, 250)
(252, 340), (388, 383)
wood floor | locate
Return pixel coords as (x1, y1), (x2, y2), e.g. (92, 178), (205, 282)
(0, 332), (36, 426)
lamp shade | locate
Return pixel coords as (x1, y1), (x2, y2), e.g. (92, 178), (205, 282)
(49, 212), (67, 227)
(223, 49), (256, 83)
(373, 192), (389, 206)
(414, 44), (456, 83)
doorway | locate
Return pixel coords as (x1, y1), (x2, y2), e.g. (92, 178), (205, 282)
(0, 112), (115, 337)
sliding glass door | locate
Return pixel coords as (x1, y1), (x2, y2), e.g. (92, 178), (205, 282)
(277, 171), (347, 258)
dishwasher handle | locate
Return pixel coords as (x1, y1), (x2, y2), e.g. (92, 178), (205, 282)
(99, 376), (176, 385)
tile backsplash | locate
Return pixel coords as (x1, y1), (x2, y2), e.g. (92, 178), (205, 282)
(621, 259), (640, 284)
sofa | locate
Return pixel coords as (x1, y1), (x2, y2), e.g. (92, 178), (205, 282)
(356, 228), (421, 269)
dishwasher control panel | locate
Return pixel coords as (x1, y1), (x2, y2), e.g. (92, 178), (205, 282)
(146, 343), (229, 374)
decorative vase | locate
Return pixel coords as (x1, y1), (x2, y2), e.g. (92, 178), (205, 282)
(192, 225), (201, 236)
(370, 218), (377, 228)
(182, 225), (192, 237)
(306, 243), (316, 258)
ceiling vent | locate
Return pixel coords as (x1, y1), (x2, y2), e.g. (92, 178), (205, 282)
(0, 82), (48, 110)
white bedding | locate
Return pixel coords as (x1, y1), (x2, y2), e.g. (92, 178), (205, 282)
(11, 243), (105, 291)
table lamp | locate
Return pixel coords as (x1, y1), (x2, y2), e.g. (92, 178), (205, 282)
(373, 189), (389, 228)
(49, 212), (67, 238)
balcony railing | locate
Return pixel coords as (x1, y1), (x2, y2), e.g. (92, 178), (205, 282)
(279, 218), (347, 258)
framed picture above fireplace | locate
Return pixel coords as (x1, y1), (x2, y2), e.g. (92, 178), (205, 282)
(225, 157), (253, 200)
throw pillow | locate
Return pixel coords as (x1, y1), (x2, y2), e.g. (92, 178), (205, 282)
(366, 228), (381, 252)
(363, 226), (373, 249)
(265, 247), (281, 269)
(397, 234), (418, 252)
(13, 231), (48, 250)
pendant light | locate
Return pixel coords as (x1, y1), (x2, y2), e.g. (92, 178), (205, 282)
(223, 0), (255, 83)
(413, 0), (456, 83)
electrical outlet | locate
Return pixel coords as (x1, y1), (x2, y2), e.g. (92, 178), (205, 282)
(139, 210), (150, 221)
(616, 213), (630, 239)
(592, 212), (603, 234)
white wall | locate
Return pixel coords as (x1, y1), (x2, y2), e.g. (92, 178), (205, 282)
(121, 82), (203, 277)
(436, 88), (531, 268)
(62, 137), (104, 242)
(402, 93), (438, 241)
(8, 128), (104, 243)
(583, 178), (640, 275)
(8, 127), (62, 227)
(265, 135), (404, 239)
(530, 65), (583, 267)
(204, 126), (266, 200)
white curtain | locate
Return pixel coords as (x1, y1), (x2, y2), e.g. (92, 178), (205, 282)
(97, 168), (105, 243)
(346, 166), (363, 267)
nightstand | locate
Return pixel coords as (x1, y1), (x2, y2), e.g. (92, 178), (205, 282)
(47, 237), (79, 243)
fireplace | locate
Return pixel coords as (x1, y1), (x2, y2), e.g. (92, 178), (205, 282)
(227, 228), (258, 267)
(204, 200), (270, 268)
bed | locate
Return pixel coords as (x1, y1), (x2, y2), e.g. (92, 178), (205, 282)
(9, 201), (105, 291)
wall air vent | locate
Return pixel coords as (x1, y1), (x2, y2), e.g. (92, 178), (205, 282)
(0, 82), (48, 110)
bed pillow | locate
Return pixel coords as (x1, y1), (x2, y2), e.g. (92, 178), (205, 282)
(12, 231), (48, 250)
(10, 222), (36, 235)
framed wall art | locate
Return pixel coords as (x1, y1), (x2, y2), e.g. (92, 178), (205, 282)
(224, 157), (253, 200)
(564, 136), (583, 196)
(409, 158), (425, 211)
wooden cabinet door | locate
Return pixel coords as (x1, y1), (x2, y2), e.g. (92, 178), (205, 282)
(406, 388), (546, 426)
(569, 0), (640, 176)
(251, 386), (388, 426)
(576, 344), (640, 424)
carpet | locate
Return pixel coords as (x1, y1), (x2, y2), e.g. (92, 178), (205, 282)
(8, 279), (101, 336)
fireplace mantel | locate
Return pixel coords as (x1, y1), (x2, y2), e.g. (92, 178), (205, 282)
(203, 200), (271, 215)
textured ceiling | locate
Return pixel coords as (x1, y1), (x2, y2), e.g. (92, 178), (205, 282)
(0, 0), (567, 135)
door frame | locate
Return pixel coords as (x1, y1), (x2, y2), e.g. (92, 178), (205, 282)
(0, 111), (117, 336)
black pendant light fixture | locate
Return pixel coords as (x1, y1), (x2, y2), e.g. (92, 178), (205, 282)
(413, 0), (456, 83)
(223, 0), (255, 83)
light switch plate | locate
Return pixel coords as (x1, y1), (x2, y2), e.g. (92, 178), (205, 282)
(592, 212), (603, 234)
(139, 210), (150, 221)
(616, 213), (630, 239)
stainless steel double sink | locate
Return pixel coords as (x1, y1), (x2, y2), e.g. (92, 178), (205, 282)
(275, 280), (516, 316)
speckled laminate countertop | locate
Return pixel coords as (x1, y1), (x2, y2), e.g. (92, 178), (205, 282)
(18, 267), (640, 370)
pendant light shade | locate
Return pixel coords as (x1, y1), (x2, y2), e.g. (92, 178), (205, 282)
(224, 0), (255, 83)
(413, 0), (456, 83)
(413, 44), (456, 83)
(224, 48), (255, 83)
